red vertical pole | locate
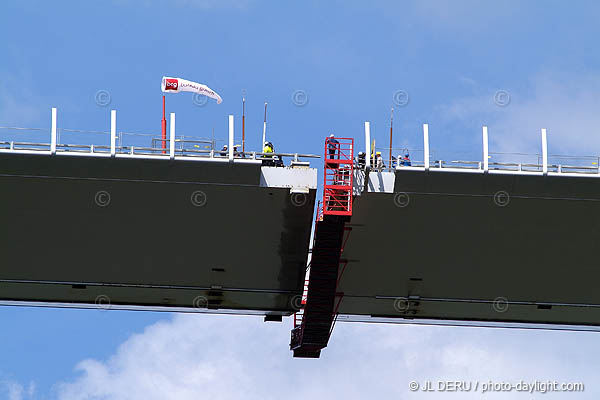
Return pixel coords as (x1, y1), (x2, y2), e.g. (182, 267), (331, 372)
(389, 106), (394, 168)
(161, 95), (167, 154)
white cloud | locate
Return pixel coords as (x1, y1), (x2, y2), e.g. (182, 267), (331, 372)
(1, 380), (36, 400)
(437, 71), (600, 160)
(5, 382), (23, 400)
(492, 73), (600, 156)
(49, 313), (600, 400)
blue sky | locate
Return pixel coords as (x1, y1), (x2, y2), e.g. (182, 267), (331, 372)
(2, 1), (600, 399)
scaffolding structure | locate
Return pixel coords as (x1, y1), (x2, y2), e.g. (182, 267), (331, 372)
(290, 137), (354, 358)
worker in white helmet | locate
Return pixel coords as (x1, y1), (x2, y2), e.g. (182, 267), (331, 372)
(357, 151), (366, 168)
(327, 133), (339, 160)
(376, 151), (384, 169)
(220, 144), (228, 157)
(263, 141), (274, 155)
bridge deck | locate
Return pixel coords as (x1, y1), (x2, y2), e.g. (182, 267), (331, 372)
(0, 152), (317, 315)
(338, 167), (600, 326)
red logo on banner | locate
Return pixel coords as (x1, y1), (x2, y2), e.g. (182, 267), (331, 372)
(164, 79), (179, 91)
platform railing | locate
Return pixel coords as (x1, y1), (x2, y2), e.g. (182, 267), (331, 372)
(388, 159), (600, 174)
(361, 158), (600, 175)
(365, 149), (600, 176)
(0, 125), (319, 165)
(363, 123), (600, 176)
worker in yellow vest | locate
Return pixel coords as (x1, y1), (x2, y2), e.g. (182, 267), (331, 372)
(262, 141), (274, 166)
(263, 141), (274, 155)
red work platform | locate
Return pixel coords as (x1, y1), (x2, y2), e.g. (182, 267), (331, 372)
(323, 137), (354, 216)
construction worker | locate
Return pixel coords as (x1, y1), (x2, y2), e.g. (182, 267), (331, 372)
(376, 152), (384, 169)
(262, 141), (274, 166)
(220, 144), (228, 157)
(233, 144), (243, 158)
(264, 141), (274, 155)
(402, 152), (411, 166)
(357, 151), (366, 168)
(274, 155), (284, 167)
(326, 134), (339, 159)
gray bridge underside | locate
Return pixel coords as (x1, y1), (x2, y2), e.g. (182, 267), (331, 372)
(338, 169), (600, 326)
(0, 154), (315, 315)
(4, 153), (600, 328)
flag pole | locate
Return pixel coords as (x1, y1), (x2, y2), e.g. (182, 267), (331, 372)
(242, 96), (246, 152)
(389, 106), (394, 167)
(161, 95), (167, 154)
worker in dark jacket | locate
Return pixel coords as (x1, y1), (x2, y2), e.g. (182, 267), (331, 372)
(233, 144), (243, 158)
(220, 145), (228, 157)
(357, 151), (366, 168)
(401, 152), (411, 166)
(326, 134), (339, 159)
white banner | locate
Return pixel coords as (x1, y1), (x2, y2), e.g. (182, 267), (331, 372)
(161, 76), (222, 104)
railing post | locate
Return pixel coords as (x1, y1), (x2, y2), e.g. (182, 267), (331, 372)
(261, 102), (267, 151)
(365, 121), (371, 168)
(482, 126), (489, 172)
(110, 110), (116, 157)
(51, 107), (57, 155)
(541, 128), (548, 175)
(228, 114), (234, 162)
(170, 112), (175, 160)
(423, 123), (430, 171)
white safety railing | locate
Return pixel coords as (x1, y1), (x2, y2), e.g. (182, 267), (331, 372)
(369, 147), (434, 169)
(0, 108), (319, 166)
(362, 122), (600, 177)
